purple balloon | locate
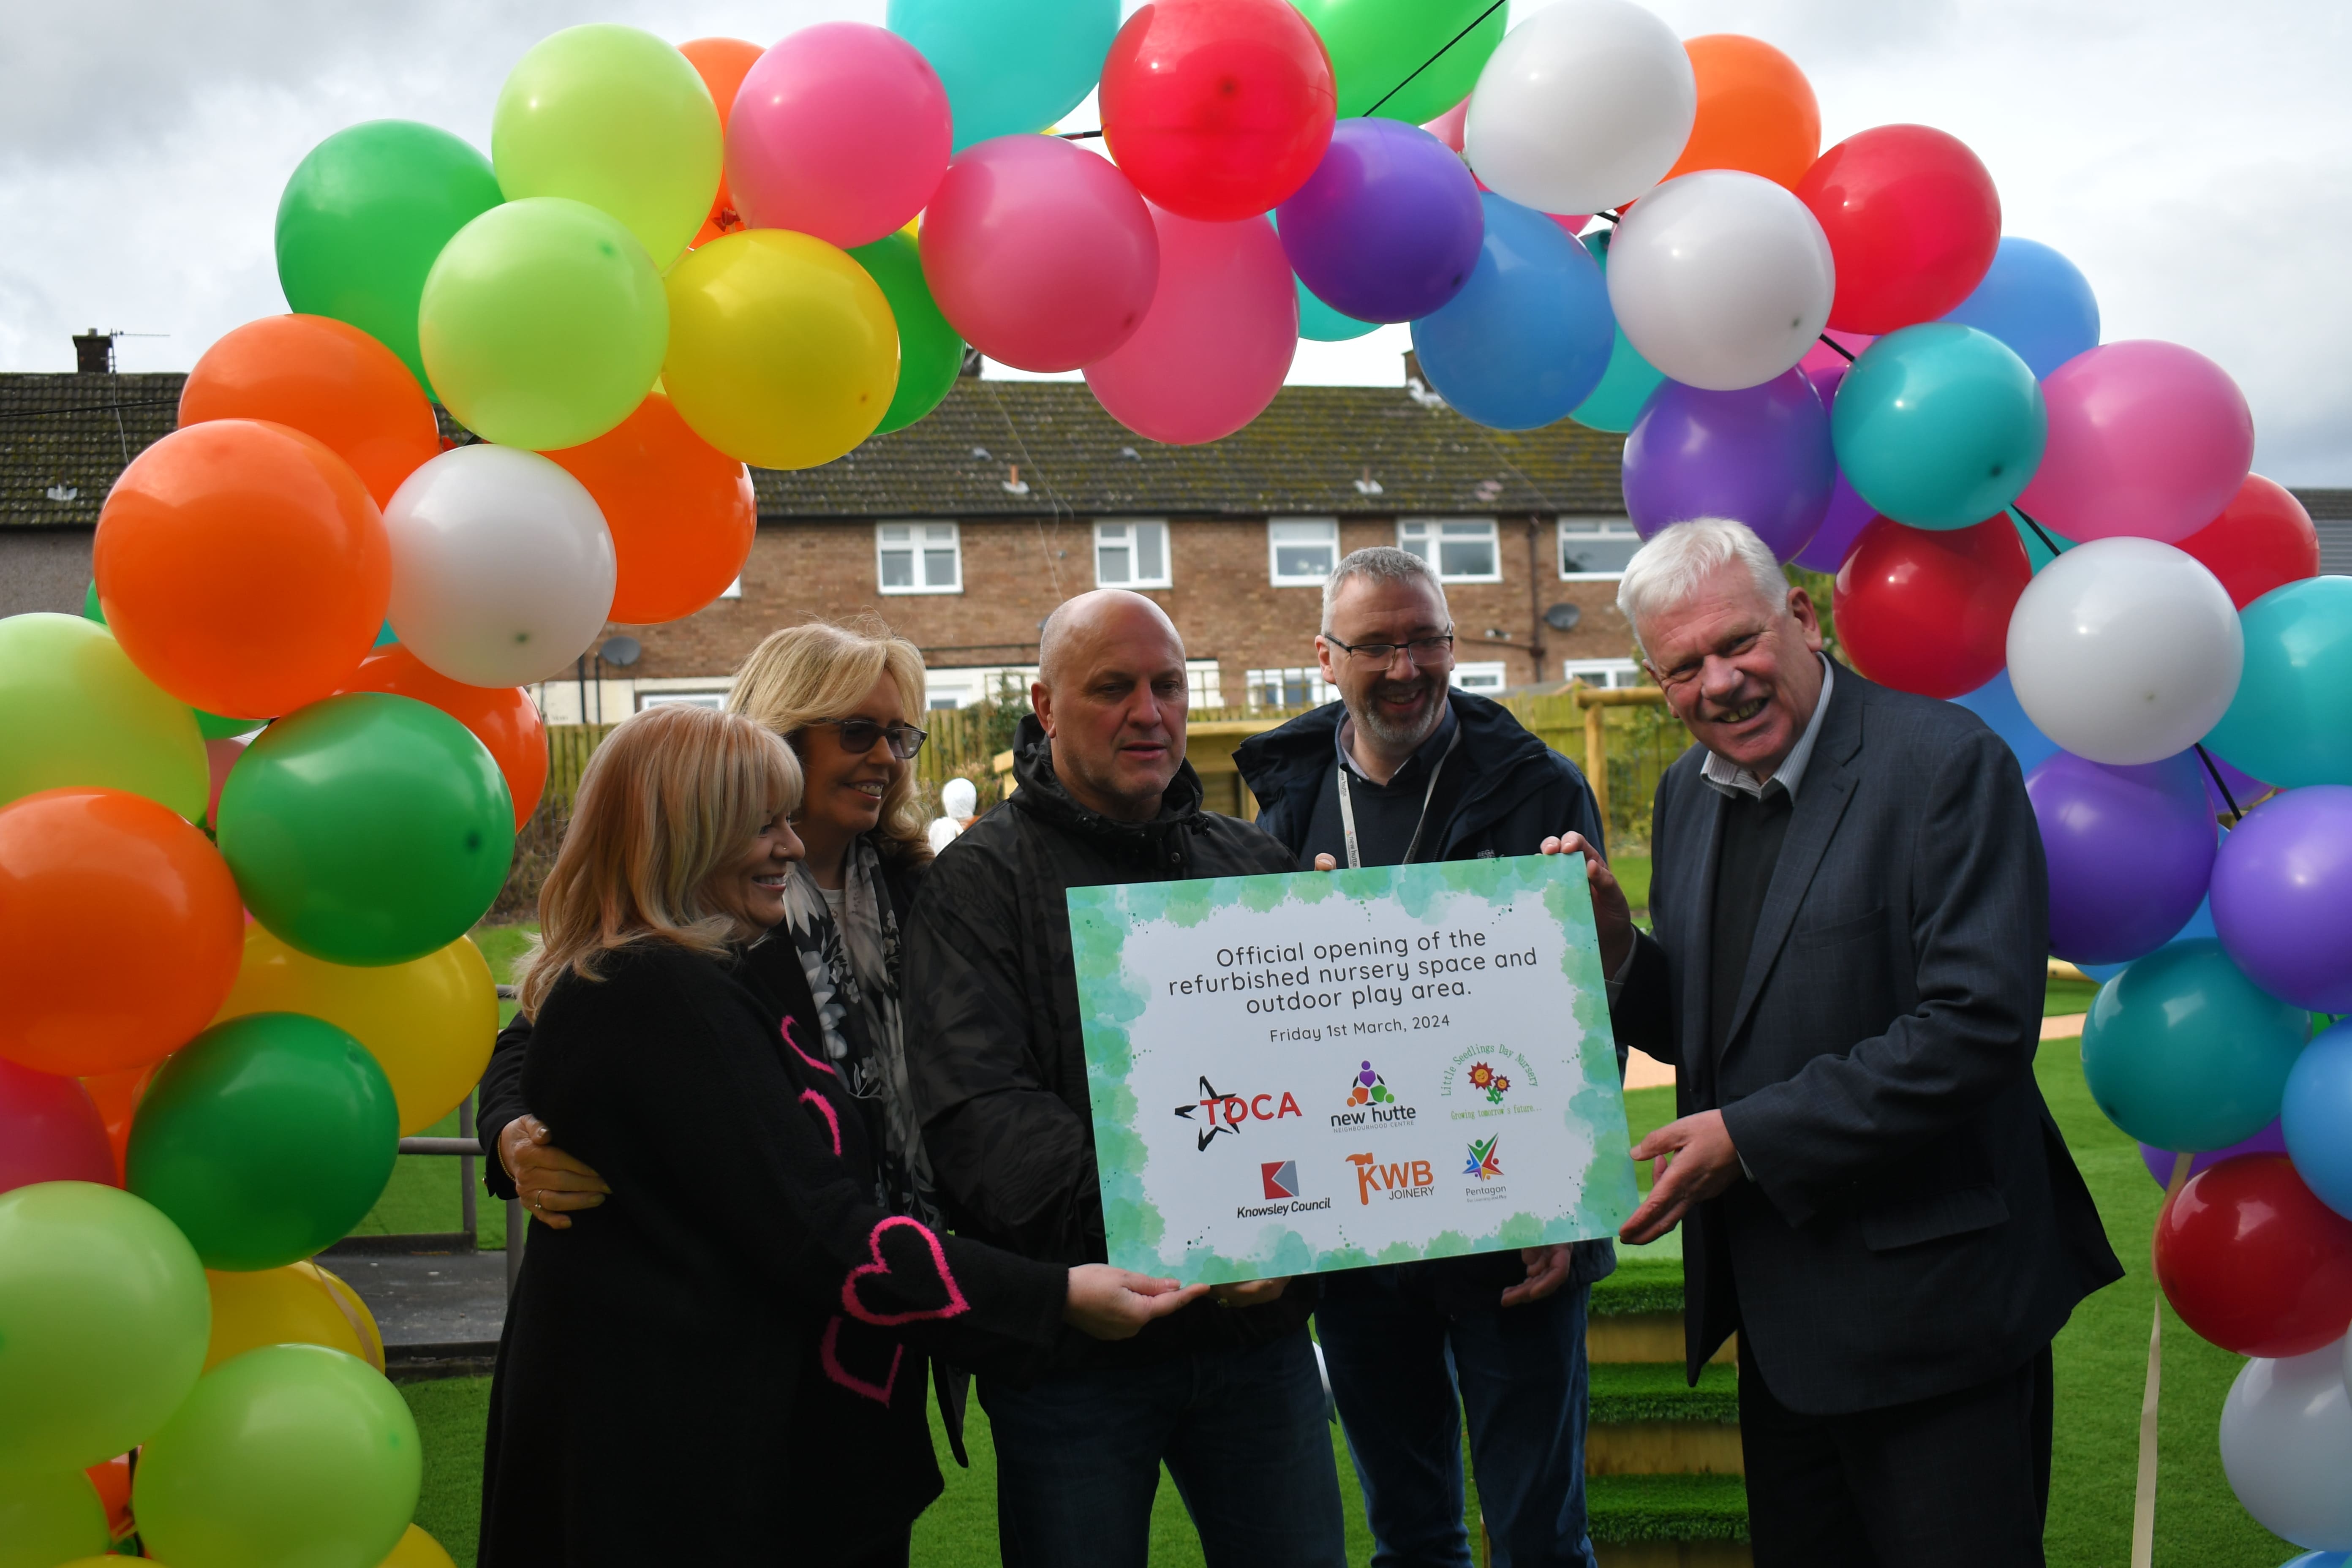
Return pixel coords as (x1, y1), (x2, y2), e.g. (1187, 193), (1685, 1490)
(2211, 785), (2352, 1012)
(1622, 370), (1834, 561)
(1794, 470), (1877, 572)
(2137, 1119), (2288, 1189)
(2198, 749), (2272, 819)
(2027, 750), (2216, 965)
(1275, 119), (1484, 324)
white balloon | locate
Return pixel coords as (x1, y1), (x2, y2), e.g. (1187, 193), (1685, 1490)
(1606, 170), (1835, 392)
(2005, 537), (2243, 767)
(2220, 1339), (2352, 1551)
(1464, 0), (1696, 216)
(384, 444), (617, 688)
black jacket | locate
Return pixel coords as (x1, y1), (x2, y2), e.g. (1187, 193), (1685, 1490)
(1613, 664), (2121, 1413)
(1235, 689), (1620, 1308)
(903, 717), (1316, 1370)
(476, 942), (1064, 1568)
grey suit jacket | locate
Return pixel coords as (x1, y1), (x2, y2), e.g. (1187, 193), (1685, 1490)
(1613, 662), (2121, 1415)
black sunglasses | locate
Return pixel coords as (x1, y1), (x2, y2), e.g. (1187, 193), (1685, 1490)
(808, 718), (928, 761)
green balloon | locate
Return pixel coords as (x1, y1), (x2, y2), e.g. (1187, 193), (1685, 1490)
(133, 1344), (420, 1568)
(419, 196), (668, 451)
(1293, 0), (1511, 125)
(84, 581), (271, 741)
(128, 1013), (400, 1271)
(275, 119), (504, 397)
(851, 230), (965, 436)
(0, 1182), (210, 1472)
(0, 612), (207, 818)
(1570, 229), (1666, 434)
(0, 1468), (109, 1568)
(217, 693), (514, 966)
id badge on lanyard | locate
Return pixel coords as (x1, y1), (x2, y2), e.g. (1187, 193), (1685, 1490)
(1334, 725), (1462, 870)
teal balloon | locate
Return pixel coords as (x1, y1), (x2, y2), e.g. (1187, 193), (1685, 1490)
(373, 620), (398, 648)
(1832, 323), (2046, 531)
(127, 1013), (399, 1270)
(1298, 276), (1380, 342)
(2202, 576), (2352, 789)
(849, 230), (965, 435)
(2012, 511), (2077, 574)
(1568, 230), (1664, 434)
(276, 120), (504, 396)
(2080, 939), (2308, 1152)
(216, 693), (514, 966)
(889, 0), (1122, 151)
(82, 580), (267, 740)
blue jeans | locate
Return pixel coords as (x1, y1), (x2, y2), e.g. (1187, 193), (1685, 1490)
(1317, 1269), (1598, 1568)
(977, 1328), (1347, 1568)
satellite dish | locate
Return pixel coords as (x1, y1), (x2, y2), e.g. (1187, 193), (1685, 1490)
(1542, 603), (1583, 632)
(599, 636), (642, 668)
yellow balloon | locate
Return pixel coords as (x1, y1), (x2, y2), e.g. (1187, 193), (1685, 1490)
(378, 1523), (457, 1568)
(202, 1263), (372, 1372)
(315, 1264), (385, 1371)
(663, 229), (900, 471)
(211, 926), (497, 1135)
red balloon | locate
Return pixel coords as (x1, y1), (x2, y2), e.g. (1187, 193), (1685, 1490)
(1100, 0), (1337, 222)
(1796, 125), (2000, 335)
(2154, 1153), (2352, 1357)
(342, 645), (549, 828)
(0, 1056), (118, 1193)
(1832, 514), (2029, 699)
(2174, 474), (2322, 610)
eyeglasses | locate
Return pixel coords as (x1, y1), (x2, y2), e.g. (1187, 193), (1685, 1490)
(1320, 632), (1456, 668)
(808, 719), (928, 760)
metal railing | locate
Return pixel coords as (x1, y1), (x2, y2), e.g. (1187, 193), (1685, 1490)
(377, 984), (524, 1296)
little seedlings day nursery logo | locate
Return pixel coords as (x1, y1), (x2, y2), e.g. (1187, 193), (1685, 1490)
(1440, 1044), (1538, 1122)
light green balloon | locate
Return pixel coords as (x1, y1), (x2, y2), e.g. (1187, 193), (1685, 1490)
(0, 1468), (109, 1568)
(81, 582), (267, 741)
(419, 196), (668, 451)
(0, 1181), (211, 1473)
(493, 23), (720, 269)
(1292, 0), (1511, 125)
(0, 612), (207, 818)
(133, 1344), (420, 1568)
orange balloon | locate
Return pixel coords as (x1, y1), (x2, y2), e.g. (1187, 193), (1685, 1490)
(1661, 35), (1822, 191)
(82, 1062), (162, 1182)
(342, 645), (550, 827)
(178, 315), (444, 508)
(85, 1453), (134, 1540)
(93, 419), (390, 719)
(542, 392), (755, 624)
(681, 38), (764, 247)
(0, 789), (245, 1077)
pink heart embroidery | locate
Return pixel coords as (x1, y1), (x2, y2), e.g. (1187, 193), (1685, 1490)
(842, 1217), (971, 1328)
(819, 1315), (901, 1407)
(782, 1015), (836, 1077)
(800, 1088), (842, 1157)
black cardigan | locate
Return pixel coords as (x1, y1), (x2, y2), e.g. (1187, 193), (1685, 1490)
(476, 940), (1064, 1567)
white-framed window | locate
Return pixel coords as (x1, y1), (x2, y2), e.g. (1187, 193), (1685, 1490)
(1451, 662), (1508, 693)
(1245, 667), (1336, 709)
(1564, 658), (1645, 690)
(1094, 519), (1171, 589)
(1399, 518), (1501, 583)
(877, 521), (961, 594)
(925, 660), (1222, 711)
(1268, 518), (1340, 586)
(1558, 517), (1642, 580)
(637, 689), (729, 712)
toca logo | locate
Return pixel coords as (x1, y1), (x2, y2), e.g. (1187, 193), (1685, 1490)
(1346, 1152), (1436, 1204)
(1173, 1076), (1302, 1151)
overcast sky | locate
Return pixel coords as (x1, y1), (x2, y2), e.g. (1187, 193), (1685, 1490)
(4, 0), (2344, 482)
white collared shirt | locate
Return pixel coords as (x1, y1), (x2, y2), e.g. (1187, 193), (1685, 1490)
(1699, 656), (1835, 803)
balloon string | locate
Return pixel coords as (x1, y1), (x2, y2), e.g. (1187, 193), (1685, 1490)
(1813, 333), (1857, 364)
(1057, 129), (1103, 140)
(2192, 743), (2244, 825)
(1361, 0), (1512, 119)
(2009, 504), (2064, 559)
(0, 398), (177, 421)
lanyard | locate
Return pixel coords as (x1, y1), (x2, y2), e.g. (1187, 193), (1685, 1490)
(1336, 724), (1462, 871)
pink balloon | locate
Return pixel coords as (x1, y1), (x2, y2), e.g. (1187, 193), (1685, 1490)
(1798, 331), (1874, 381)
(1424, 97), (1470, 154)
(1086, 206), (1298, 446)
(922, 136), (1161, 374)
(204, 734), (250, 829)
(0, 1056), (117, 1194)
(2016, 340), (2255, 543)
(726, 22), (952, 249)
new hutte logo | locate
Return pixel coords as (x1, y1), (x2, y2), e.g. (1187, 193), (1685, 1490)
(1333, 1061), (1416, 1130)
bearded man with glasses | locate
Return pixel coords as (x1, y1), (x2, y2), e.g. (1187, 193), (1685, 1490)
(1236, 546), (1616, 1568)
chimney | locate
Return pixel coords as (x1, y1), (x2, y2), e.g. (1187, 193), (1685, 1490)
(73, 331), (116, 375)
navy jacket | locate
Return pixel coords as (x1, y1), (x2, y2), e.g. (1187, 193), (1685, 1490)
(1235, 689), (1618, 1306)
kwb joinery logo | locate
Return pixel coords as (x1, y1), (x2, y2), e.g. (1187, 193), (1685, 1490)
(1347, 1152), (1436, 1204)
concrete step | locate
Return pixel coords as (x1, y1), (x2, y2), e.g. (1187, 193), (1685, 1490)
(322, 1242), (507, 1378)
(1587, 1364), (1741, 1477)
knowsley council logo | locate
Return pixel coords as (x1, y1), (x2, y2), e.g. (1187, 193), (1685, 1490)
(1262, 1160), (1300, 1200)
(1173, 1075), (1302, 1150)
(1237, 1158), (1331, 1220)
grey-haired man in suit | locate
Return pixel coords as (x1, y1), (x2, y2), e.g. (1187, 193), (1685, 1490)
(1548, 517), (2121, 1567)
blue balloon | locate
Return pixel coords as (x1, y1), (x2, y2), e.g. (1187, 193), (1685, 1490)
(1952, 670), (2061, 779)
(888, 0), (1120, 151)
(1832, 323), (2047, 531)
(1412, 193), (1612, 432)
(2080, 939), (2307, 1151)
(2075, 895), (2216, 984)
(2202, 577), (2352, 788)
(2281, 1021), (2352, 1220)
(1568, 229), (1665, 434)
(1938, 237), (2101, 381)
(2282, 1551), (2352, 1568)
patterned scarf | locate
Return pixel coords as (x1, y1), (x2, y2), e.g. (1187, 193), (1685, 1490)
(780, 839), (942, 1228)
